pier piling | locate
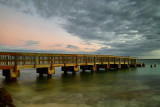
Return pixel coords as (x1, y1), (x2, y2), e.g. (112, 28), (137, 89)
(37, 67), (55, 78)
(121, 64), (130, 68)
(80, 65), (96, 73)
(96, 64), (110, 71)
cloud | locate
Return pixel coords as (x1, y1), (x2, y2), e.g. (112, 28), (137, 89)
(0, 43), (27, 52)
(66, 45), (78, 50)
(22, 40), (40, 46)
(48, 44), (61, 47)
(0, 43), (89, 55)
(1, 0), (160, 58)
(55, 44), (61, 47)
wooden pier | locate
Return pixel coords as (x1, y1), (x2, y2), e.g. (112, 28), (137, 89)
(0, 52), (138, 81)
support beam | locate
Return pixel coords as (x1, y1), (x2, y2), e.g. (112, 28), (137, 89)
(110, 64), (121, 69)
(37, 67), (55, 78)
(96, 64), (110, 71)
(130, 64), (136, 68)
(2, 69), (20, 81)
(121, 64), (130, 68)
(61, 66), (79, 74)
(34, 56), (37, 68)
(142, 63), (145, 67)
(136, 63), (142, 67)
(80, 65), (96, 73)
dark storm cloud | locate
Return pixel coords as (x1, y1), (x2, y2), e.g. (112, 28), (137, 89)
(0, 0), (34, 14)
(66, 45), (79, 50)
(1, 0), (160, 57)
(22, 40), (40, 46)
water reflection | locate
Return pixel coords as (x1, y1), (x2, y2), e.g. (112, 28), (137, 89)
(1, 79), (20, 92)
(1, 66), (160, 107)
(34, 76), (55, 92)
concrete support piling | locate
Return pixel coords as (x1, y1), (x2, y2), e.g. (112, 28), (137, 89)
(2, 69), (20, 81)
(136, 63), (142, 67)
(121, 64), (130, 68)
(39, 73), (43, 77)
(130, 64), (136, 68)
(96, 64), (110, 71)
(47, 74), (52, 78)
(80, 65), (96, 73)
(110, 64), (121, 69)
(61, 66), (79, 74)
(37, 67), (55, 78)
(142, 63), (145, 67)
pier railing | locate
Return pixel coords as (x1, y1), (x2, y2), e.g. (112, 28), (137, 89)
(0, 52), (136, 68)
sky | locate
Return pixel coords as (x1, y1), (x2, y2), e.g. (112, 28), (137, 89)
(0, 0), (160, 59)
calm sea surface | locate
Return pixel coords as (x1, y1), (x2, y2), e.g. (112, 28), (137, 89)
(0, 59), (160, 107)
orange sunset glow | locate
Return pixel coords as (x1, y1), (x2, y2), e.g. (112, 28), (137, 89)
(0, 4), (102, 53)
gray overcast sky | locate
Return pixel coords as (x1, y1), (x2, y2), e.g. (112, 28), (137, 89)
(0, 0), (160, 58)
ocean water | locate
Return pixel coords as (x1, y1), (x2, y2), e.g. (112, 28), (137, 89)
(0, 59), (160, 107)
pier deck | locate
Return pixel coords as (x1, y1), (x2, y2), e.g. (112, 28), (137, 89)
(0, 52), (138, 80)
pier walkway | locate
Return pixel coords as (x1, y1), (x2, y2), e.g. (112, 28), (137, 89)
(0, 52), (138, 81)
